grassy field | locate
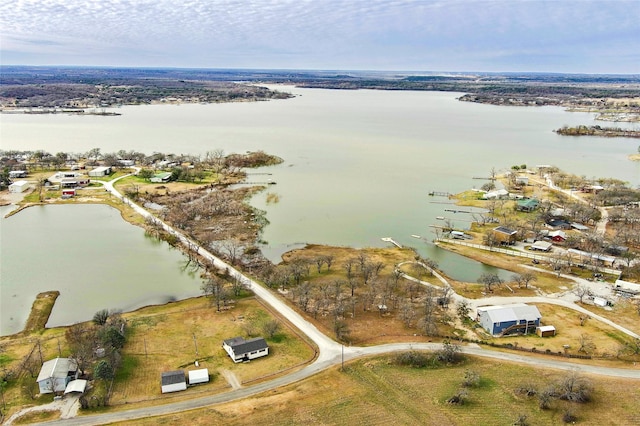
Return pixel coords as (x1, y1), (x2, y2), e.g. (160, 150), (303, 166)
(111, 354), (640, 426)
(0, 296), (314, 420)
(107, 296), (315, 407)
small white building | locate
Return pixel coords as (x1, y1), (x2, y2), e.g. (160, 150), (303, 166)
(188, 368), (210, 385)
(36, 358), (78, 394)
(9, 180), (30, 193)
(161, 370), (187, 394)
(88, 166), (112, 177)
(223, 337), (269, 363)
(9, 170), (27, 179)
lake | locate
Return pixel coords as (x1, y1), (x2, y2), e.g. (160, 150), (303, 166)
(0, 204), (202, 335)
(1, 86), (638, 333)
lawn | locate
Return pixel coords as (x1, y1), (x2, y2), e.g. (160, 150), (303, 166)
(106, 297), (315, 407)
(111, 354), (640, 426)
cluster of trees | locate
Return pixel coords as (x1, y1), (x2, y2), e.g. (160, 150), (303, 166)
(555, 125), (640, 138)
(257, 253), (452, 342)
(516, 372), (593, 423)
(476, 272), (537, 293)
(65, 310), (127, 408)
(0, 73), (293, 108)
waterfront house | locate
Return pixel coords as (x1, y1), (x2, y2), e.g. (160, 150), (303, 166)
(223, 337), (269, 363)
(36, 358), (78, 394)
(161, 370), (187, 393)
(477, 303), (541, 336)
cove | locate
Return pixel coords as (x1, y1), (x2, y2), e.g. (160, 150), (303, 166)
(0, 204), (202, 336)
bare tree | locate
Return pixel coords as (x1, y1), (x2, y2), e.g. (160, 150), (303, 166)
(578, 333), (596, 354)
(573, 284), (590, 303)
(262, 320), (281, 338)
(478, 272), (502, 293)
(511, 272), (537, 289)
(202, 275), (227, 312)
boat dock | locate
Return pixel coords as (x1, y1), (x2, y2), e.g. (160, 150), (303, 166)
(381, 237), (402, 248)
(428, 191), (451, 197)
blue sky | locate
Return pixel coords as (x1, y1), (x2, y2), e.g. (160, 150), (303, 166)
(1, 0), (638, 74)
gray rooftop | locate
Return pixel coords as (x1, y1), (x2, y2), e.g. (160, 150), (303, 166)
(224, 336), (269, 355)
(161, 370), (185, 386)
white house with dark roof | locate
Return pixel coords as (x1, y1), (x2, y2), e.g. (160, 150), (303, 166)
(36, 358), (78, 394)
(477, 303), (541, 336)
(223, 337), (269, 363)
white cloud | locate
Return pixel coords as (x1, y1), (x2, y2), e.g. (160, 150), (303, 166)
(1, 0), (638, 72)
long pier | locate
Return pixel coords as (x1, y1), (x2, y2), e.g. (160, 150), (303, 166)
(428, 191), (451, 197)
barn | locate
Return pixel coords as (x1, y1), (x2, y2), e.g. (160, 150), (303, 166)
(477, 303), (541, 336)
(161, 370), (186, 393)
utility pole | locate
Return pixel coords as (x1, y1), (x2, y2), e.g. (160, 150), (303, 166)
(193, 333), (199, 357)
(341, 344), (344, 371)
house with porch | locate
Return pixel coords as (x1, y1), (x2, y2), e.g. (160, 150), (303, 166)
(36, 358), (78, 394)
(223, 337), (269, 363)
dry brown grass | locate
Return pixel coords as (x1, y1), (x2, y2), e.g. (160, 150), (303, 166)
(111, 354), (640, 426)
(107, 297), (315, 407)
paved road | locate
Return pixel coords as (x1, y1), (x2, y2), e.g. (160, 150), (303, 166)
(35, 173), (639, 425)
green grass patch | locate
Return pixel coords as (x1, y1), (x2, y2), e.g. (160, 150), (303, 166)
(115, 355), (140, 383)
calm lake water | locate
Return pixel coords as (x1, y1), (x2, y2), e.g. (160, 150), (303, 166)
(2, 86), (639, 334)
(0, 204), (202, 335)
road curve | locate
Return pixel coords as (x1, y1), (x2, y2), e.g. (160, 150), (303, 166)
(34, 174), (640, 425)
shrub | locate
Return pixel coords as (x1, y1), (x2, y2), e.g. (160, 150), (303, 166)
(394, 351), (431, 368)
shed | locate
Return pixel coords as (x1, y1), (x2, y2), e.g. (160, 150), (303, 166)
(493, 226), (517, 245)
(62, 189), (76, 198)
(477, 303), (541, 336)
(161, 370), (186, 394)
(530, 240), (552, 252)
(64, 379), (87, 394)
(88, 166), (112, 177)
(36, 358), (78, 394)
(9, 180), (30, 193)
(515, 175), (529, 185)
(223, 337), (269, 363)
(593, 297), (608, 307)
(536, 325), (556, 337)
(188, 368), (210, 385)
